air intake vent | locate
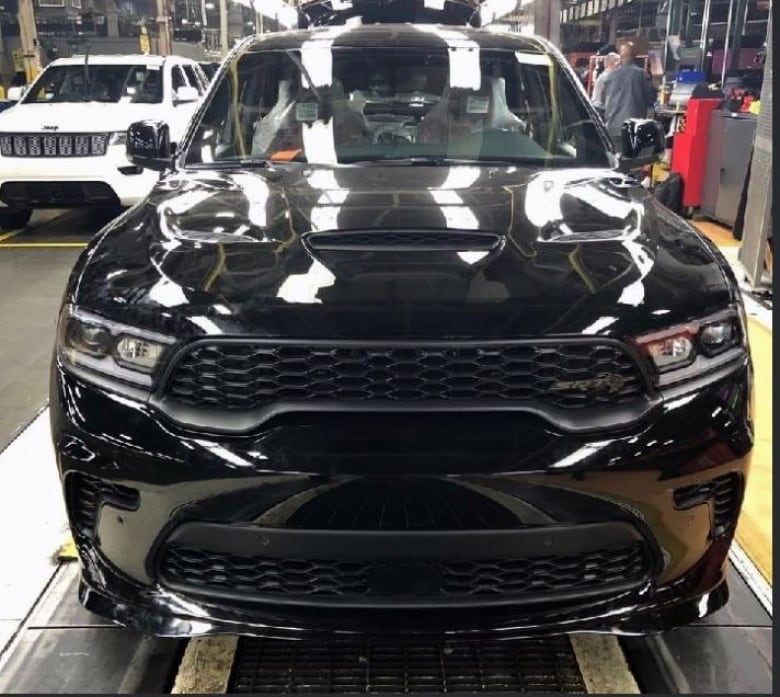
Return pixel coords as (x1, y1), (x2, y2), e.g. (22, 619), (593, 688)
(304, 230), (503, 252)
(673, 473), (743, 536)
(159, 543), (650, 605)
(66, 473), (139, 537)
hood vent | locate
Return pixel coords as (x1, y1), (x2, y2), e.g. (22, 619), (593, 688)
(304, 230), (503, 252)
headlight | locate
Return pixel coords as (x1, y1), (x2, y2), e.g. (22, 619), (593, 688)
(633, 309), (746, 386)
(109, 131), (127, 146)
(57, 305), (175, 389)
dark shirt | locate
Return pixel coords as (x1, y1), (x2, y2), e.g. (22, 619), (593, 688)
(600, 62), (657, 137)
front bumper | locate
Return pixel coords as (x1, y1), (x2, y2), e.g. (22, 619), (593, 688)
(0, 146), (158, 208)
(50, 356), (753, 639)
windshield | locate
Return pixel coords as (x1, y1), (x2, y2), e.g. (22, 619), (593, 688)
(23, 63), (164, 104)
(185, 44), (610, 167)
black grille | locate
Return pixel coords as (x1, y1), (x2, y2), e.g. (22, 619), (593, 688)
(159, 543), (649, 602)
(67, 473), (139, 536)
(229, 637), (587, 693)
(165, 341), (645, 411)
(304, 230), (503, 251)
(673, 473), (742, 536)
(0, 132), (109, 157)
(286, 479), (521, 530)
(0, 181), (120, 207)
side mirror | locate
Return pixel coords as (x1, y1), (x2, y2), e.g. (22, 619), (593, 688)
(621, 118), (665, 157)
(174, 85), (199, 105)
(6, 86), (25, 102)
(126, 120), (173, 172)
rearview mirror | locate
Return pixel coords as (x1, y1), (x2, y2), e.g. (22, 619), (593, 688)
(126, 120), (173, 172)
(174, 85), (199, 105)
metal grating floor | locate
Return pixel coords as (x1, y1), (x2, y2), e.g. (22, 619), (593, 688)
(228, 637), (587, 693)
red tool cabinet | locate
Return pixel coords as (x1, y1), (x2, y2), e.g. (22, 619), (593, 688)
(670, 98), (722, 209)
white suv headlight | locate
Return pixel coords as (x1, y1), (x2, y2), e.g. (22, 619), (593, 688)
(57, 305), (175, 389)
(109, 131), (128, 146)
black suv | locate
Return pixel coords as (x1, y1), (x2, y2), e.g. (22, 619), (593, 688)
(50, 18), (753, 639)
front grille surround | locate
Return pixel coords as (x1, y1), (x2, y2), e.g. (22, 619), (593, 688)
(162, 338), (649, 413)
(0, 132), (109, 158)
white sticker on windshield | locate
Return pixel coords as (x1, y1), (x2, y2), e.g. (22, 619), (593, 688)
(296, 102), (319, 122)
(515, 51), (553, 67)
(466, 96), (489, 114)
(449, 47), (481, 90)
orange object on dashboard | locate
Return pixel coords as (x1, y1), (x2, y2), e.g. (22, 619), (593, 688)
(269, 149), (302, 162)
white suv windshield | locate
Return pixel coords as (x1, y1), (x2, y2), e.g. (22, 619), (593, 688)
(23, 64), (164, 104)
(185, 45), (610, 167)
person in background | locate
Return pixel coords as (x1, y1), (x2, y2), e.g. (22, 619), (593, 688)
(591, 52), (620, 115)
(573, 58), (589, 87)
(599, 41), (657, 150)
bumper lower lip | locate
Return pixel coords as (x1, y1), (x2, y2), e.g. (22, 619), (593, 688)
(77, 554), (731, 639)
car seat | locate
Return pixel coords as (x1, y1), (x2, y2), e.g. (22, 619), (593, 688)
(417, 76), (524, 145)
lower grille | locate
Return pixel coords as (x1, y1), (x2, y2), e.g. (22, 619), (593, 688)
(673, 473), (743, 536)
(159, 543), (649, 605)
(67, 473), (139, 536)
(0, 181), (119, 208)
(165, 340), (646, 411)
(229, 637), (587, 693)
(0, 132), (108, 157)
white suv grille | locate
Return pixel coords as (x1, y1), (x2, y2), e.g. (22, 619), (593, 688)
(0, 133), (109, 157)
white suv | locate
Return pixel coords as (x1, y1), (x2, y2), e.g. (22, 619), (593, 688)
(0, 54), (208, 228)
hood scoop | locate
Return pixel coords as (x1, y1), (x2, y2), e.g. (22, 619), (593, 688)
(303, 229), (504, 252)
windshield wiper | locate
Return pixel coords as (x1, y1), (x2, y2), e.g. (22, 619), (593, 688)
(188, 158), (272, 170)
(343, 156), (557, 167)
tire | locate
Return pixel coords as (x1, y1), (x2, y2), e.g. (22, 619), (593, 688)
(0, 207), (32, 230)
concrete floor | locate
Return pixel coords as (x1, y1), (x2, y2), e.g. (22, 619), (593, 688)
(0, 250), (68, 449)
(0, 211), (772, 694)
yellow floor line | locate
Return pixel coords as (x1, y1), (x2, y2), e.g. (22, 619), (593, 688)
(171, 636), (238, 694)
(569, 634), (640, 693)
(0, 242), (88, 248)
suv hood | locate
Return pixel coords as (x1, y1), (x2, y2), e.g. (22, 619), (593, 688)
(0, 101), (163, 133)
(70, 164), (736, 340)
